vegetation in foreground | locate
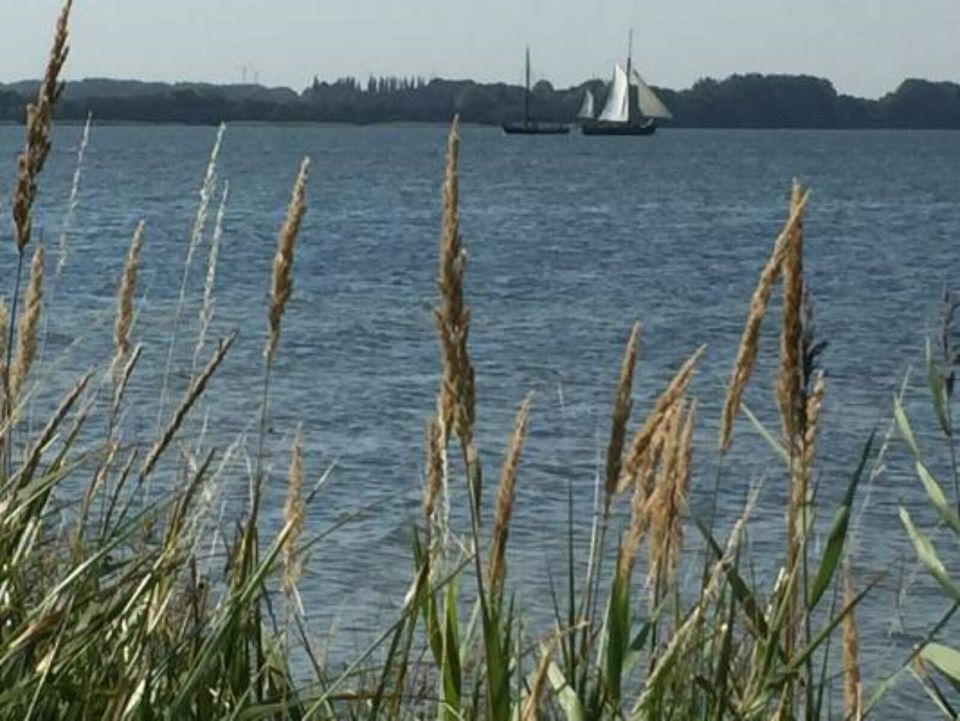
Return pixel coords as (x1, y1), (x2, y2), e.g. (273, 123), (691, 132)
(2, 3), (960, 719)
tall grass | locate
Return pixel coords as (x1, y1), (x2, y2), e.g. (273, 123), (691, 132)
(0, 3), (957, 720)
(893, 289), (960, 719)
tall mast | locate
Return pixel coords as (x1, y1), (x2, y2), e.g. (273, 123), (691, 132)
(524, 46), (531, 123)
(626, 29), (635, 121)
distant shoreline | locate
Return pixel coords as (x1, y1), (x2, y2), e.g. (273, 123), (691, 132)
(2, 73), (959, 129)
(3, 120), (960, 131)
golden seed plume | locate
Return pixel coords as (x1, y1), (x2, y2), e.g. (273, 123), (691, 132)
(776, 179), (806, 448)
(619, 345), (705, 494)
(616, 401), (679, 583)
(282, 430), (305, 597)
(784, 373), (826, 617)
(0, 297), (7, 368)
(618, 468), (651, 583)
(111, 345), (142, 416)
(802, 371), (825, 473)
(605, 323), (640, 507)
(666, 399), (697, 577)
(11, 0), (72, 253)
(647, 400), (684, 586)
(779, 183), (810, 664)
(719, 188), (810, 452)
(673, 399), (697, 502)
(11, 246), (45, 401)
(842, 567), (862, 721)
(433, 116), (476, 448)
(487, 393), (533, 599)
(111, 221), (144, 380)
(266, 157), (310, 362)
(641, 405), (675, 499)
(422, 416), (443, 524)
(0, 298), (7, 415)
(786, 372), (825, 573)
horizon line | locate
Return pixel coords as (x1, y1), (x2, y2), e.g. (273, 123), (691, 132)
(2, 72), (958, 101)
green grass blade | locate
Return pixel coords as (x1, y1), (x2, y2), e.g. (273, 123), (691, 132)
(862, 602), (960, 716)
(622, 615), (655, 677)
(899, 507), (960, 602)
(915, 460), (960, 534)
(808, 434), (873, 609)
(910, 666), (958, 719)
(481, 598), (510, 721)
(894, 396), (922, 458)
(441, 581), (462, 719)
(922, 643), (960, 693)
(741, 400), (788, 465)
(168, 519), (294, 717)
(603, 571), (630, 707)
(546, 661), (586, 721)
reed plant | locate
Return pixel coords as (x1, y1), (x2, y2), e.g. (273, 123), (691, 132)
(352, 121), (884, 721)
(0, 3), (956, 720)
(891, 289), (960, 719)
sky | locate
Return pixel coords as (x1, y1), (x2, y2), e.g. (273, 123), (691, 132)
(2, 0), (959, 98)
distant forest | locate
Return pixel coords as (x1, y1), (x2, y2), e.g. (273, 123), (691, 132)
(1, 73), (959, 128)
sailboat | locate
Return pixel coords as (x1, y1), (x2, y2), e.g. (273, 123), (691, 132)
(576, 89), (595, 123)
(502, 47), (570, 135)
(581, 31), (672, 136)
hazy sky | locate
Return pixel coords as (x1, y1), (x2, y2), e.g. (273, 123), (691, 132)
(3, 0), (959, 98)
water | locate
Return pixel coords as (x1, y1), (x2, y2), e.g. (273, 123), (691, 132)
(1, 124), (958, 717)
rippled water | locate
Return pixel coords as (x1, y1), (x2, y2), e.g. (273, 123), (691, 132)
(1, 124), (958, 717)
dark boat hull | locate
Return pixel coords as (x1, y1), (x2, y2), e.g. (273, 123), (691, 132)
(581, 119), (657, 136)
(502, 121), (570, 135)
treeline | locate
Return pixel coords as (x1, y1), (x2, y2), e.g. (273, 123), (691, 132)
(1, 73), (959, 128)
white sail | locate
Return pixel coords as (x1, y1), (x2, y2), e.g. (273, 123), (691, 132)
(599, 64), (629, 122)
(632, 70), (672, 119)
(577, 89), (595, 119)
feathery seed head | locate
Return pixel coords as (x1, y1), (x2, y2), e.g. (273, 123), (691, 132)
(605, 322), (640, 504)
(719, 188), (810, 452)
(11, 246), (45, 401)
(667, 399), (697, 573)
(0, 297), (7, 367)
(646, 398), (685, 585)
(802, 371), (826, 472)
(282, 430), (305, 597)
(434, 116), (476, 447)
(487, 392), (533, 599)
(619, 345), (704, 494)
(266, 157), (310, 361)
(186, 123), (226, 268)
(112, 221), (145, 379)
(196, 181), (229, 362)
(56, 111), (91, 277)
(618, 467), (651, 583)
(422, 416), (443, 524)
(11, 0), (72, 253)
(776, 179), (806, 448)
(673, 399), (697, 506)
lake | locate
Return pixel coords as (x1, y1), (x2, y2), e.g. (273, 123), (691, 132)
(1, 124), (958, 717)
